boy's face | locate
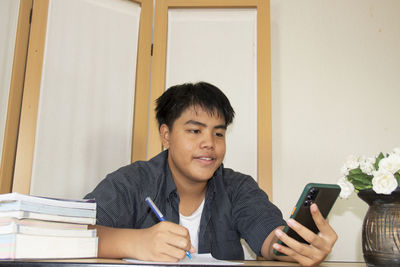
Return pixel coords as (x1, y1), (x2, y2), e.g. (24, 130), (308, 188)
(160, 106), (226, 185)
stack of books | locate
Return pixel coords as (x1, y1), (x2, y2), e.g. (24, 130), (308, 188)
(0, 192), (98, 259)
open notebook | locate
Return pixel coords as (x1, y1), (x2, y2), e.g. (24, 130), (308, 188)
(124, 253), (243, 265)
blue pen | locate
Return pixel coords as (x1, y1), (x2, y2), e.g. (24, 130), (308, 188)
(145, 197), (192, 260)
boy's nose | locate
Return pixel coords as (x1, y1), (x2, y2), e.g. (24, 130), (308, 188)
(200, 133), (215, 149)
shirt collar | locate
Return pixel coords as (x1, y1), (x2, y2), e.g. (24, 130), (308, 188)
(205, 163), (224, 200)
(159, 150), (178, 199)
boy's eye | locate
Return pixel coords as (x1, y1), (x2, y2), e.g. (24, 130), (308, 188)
(215, 132), (224, 137)
(188, 129), (201, 134)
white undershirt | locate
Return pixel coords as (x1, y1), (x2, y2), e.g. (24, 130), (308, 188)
(179, 198), (205, 252)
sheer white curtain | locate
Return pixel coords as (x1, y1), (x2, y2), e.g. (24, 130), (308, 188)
(29, 0), (141, 199)
(0, 0), (20, 164)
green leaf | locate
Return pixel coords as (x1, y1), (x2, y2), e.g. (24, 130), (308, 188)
(348, 178), (372, 191)
(375, 152), (385, 170)
(349, 168), (364, 175)
(395, 172), (400, 186)
(349, 174), (371, 184)
(347, 167), (373, 191)
(351, 181), (372, 190)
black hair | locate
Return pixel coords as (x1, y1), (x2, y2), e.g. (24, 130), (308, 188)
(155, 82), (235, 130)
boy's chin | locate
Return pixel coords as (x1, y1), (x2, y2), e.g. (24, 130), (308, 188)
(189, 172), (215, 183)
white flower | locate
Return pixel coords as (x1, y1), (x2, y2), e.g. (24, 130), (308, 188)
(340, 165), (349, 176)
(378, 154), (400, 174)
(359, 156), (375, 175)
(372, 170), (398, 195)
(337, 177), (355, 198)
(393, 147), (400, 156)
(345, 155), (359, 170)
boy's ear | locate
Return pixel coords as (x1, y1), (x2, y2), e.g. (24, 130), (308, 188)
(159, 124), (170, 149)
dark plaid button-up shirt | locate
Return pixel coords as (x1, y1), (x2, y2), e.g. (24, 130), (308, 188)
(85, 150), (285, 260)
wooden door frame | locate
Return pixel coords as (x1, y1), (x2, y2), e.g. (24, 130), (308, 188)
(131, 0), (153, 163)
(148, 0), (273, 198)
(0, 0), (33, 194)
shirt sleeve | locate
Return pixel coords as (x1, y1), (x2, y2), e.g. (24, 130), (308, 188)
(84, 167), (137, 228)
(230, 174), (286, 256)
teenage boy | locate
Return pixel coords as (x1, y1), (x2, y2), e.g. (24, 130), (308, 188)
(85, 82), (337, 266)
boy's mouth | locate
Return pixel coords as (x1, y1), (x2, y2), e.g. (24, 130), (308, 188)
(194, 156), (216, 163)
(198, 157), (213, 161)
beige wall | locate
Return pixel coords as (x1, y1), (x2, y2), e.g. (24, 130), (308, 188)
(270, 0), (400, 261)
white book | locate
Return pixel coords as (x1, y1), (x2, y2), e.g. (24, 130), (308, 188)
(0, 200), (96, 218)
(0, 222), (96, 237)
(0, 210), (96, 225)
(0, 217), (88, 230)
(0, 193), (96, 210)
(0, 233), (98, 259)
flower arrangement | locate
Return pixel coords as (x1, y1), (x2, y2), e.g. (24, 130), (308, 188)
(337, 147), (400, 198)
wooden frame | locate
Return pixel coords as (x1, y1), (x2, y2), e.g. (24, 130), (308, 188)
(12, 0), (153, 194)
(12, 0), (50, 194)
(0, 0), (33, 193)
(148, 0), (273, 198)
(131, 0), (153, 162)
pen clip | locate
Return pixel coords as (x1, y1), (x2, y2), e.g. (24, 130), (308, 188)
(145, 197), (165, 221)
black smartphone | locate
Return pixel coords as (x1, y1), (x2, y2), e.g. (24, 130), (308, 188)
(274, 183), (341, 256)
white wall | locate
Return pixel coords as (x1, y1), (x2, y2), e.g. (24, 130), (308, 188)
(270, 0), (400, 261)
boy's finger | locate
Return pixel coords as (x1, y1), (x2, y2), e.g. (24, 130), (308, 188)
(274, 228), (311, 255)
(190, 244), (196, 254)
(272, 242), (314, 266)
(155, 222), (192, 252)
(160, 243), (190, 261)
(310, 204), (332, 234)
(160, 221), (190, 239)
(164, 232), (192, 251)
(310, 204), (338, 247)
(285, 219), (325, 248)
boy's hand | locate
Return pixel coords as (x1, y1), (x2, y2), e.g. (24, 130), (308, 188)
(135, 221), (195, 262)
(272, 203), (338, 267)
(94, 222), (195, 262)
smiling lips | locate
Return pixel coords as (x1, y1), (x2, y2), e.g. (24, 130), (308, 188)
(194, 156), (216, 164)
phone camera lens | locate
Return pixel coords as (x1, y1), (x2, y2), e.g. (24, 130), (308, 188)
(309, 188), (319, 200)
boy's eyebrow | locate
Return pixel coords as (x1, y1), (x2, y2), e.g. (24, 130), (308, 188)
(184, 120), (227, 130)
